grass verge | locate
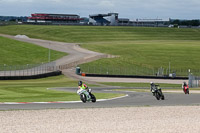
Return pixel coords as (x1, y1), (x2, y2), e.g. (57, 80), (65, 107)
(0, 36), (67, 65)
(101, 82), (181, 88)
(0, 75), (123, 102)
(112, 88), (200, 93)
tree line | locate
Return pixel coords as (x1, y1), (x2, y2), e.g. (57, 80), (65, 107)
(170, 19), (200, 26)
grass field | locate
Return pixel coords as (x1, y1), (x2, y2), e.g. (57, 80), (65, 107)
(0, 25), (200, 75)
(101, 82), (181, 88)
(0, 25), (200, 43)
(0, 75), (123, 102)
(2, 25), (199, 102)
(0, 36), (67, 65)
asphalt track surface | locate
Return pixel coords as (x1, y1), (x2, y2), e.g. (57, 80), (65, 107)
(0, 87), (200, 110)
(0, 34), (199, 110)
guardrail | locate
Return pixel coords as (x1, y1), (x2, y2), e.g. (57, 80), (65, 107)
(0, 62), (58, 77)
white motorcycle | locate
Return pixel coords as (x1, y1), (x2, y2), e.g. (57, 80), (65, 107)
(77, 88), (96, 103)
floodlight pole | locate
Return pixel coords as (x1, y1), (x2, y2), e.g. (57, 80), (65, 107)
(48, 43), (51, 62)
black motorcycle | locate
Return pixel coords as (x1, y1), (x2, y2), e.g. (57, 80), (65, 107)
(153, 85), (165, 100)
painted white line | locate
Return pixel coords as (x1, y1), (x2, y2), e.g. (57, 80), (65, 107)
(0, 102), (22, 104)
(0, 95), (129, 105)
(97, 94), (129, 102)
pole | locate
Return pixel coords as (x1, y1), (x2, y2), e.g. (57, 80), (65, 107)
(48, 43), (51, 62)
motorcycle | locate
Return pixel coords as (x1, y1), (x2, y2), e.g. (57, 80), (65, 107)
(152, 85), (165, 100)
(183, 85), (189, 94)
(77, 88), (96, 103)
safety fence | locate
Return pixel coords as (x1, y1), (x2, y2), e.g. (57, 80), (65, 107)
(78, 65), (200, 78)
(188, 74), (200, 88)
(0, 62), (58, 77)
(0, 54), (112, 78)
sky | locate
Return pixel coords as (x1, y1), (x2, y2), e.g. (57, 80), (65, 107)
(0, 0), (200, 20)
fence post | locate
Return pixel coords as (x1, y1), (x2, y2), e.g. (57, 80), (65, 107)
(26, 64), (28, 75)
(14, 65), (16, 76)
(34, 64), (35, 75)
(10, 66), (11, 76)
(4, 64), (6, 76)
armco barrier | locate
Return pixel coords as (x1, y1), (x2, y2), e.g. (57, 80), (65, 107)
(0, 70), (62, 80)
(84, 73), (188, 80)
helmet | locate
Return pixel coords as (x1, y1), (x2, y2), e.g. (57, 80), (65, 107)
(150, 82), (154, 85)
(78, 81), (82, 86)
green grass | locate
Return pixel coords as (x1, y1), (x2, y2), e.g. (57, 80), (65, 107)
(105, 82), (200, 92)
(80, 40), (200, 76)
(112, 88), (200, 93)
(0, 75), (123, 102)
(101, 82), (181, 88)
(0, 36), (67, 65)
(1, 25), (200, 75)
(1, 25), (200, 43)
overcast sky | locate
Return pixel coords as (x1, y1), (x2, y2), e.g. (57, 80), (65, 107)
(0, 0), (199, 20)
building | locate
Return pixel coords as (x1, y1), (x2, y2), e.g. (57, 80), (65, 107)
(130, 18), (170, 27)
(27, 13), (82, 25)
(89, 13), (118, 26)
(118, 18), (130, 25)
(89, 13), (169, 27)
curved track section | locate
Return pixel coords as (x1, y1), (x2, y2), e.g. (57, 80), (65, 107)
(0, 87), (199, 110)
(0, 34), (198, 110)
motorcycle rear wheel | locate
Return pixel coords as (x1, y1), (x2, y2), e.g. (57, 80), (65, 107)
(161, 95), (165, 100)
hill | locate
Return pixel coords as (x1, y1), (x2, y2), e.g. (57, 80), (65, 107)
(0, 36), (67, 65)
(0, 25), (200, 75)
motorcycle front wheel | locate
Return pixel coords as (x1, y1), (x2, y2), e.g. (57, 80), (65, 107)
(155, 92), (160, 100)
(187, 89), (189, 94)
(90, 94), (96, 103)
(80, 94), (87, 103)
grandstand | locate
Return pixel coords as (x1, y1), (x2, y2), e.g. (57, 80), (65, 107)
(27, 13), (82, 25)
(89, 13), (118, 26)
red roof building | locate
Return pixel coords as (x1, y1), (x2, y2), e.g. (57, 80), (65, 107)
(27, 13), (82, 24)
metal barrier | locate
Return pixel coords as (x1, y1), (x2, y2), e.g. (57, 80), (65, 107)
(0, 62), (58, 77)
(78, 65), (198, 78)
(189, 74), (200, 88)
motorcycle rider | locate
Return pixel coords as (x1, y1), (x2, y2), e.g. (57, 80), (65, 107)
(150, 82), (156, 96)
(78, 80), (88, 89)
(182, 82), (187, 89)
(182, 81), (189, 91)
(78, 80), (91, 100)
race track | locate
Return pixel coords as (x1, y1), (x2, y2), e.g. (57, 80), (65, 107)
(0, 34), (199, 111)
(0, 87), (199, 110)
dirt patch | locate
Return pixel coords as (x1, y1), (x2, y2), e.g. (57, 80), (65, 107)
(0, 106), (200, 133)
(14, 34), (29, 39)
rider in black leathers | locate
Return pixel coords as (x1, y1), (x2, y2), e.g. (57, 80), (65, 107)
(150, 82), (156, 96)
